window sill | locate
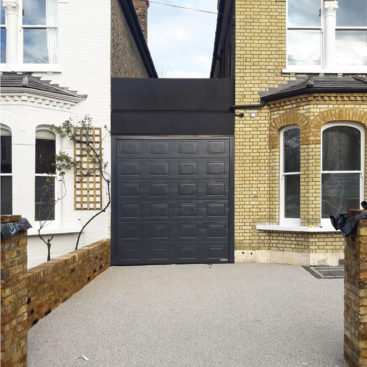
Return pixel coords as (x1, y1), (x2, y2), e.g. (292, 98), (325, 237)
(0, 64), (62, 73)
(282, 67), (367, 75)
(28, 226), (81, 236)
(256, 223), (339, 233)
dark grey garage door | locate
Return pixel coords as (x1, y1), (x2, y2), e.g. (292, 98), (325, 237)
(112, 137), (232, 265)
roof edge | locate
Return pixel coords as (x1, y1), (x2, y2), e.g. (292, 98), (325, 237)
(118, 0), (158, 78)
(261, 87), (367, 103)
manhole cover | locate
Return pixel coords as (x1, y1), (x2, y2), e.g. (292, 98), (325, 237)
(303, 266), (344, 279)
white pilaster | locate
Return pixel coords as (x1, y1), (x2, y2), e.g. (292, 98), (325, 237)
(3, 0), (19, 65)
(323, 0), (338, 69)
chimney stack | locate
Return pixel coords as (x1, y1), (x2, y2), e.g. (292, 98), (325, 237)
(133, 0), (149, 40)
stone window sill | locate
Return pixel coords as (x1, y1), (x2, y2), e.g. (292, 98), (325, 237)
(256, 223), (339, 233)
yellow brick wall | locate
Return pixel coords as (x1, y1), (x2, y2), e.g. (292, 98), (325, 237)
(234, 0), (367, 259)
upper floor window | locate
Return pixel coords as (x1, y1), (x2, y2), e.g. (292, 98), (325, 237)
(321, 124), (364, 223)
(287, 0), (367, 72)
(280, 126), (300, 224)
(1, 125), (12, 214)
(23, 0), (57, 64)
(1, 0), (57, 66)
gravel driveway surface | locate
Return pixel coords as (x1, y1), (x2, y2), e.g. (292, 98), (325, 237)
(28, 263), (346, 367)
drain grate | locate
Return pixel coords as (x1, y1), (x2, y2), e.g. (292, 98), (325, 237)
(303, 266), (344, 279)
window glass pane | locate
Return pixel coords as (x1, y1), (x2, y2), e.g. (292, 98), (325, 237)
(337, 0), (367, 27)
(23, 29), (48, 63)
(285, 175), (300, 218)
(35, 176), (55, 221)
(322, 173), (360, 217)
(288, 0), (321, 27)
(1, 176), (12, 215)
(0, 28), (5, 63)
(323, 126), (361, 171)
(336, 31), (367, 66)
(0, 0), (5, 25)
(23, 0), (46, 25)
(287, 30), (321, 65)
(284, 128), (300, 173)
(36, 136), (55, 174)
(1, 135), (12, 173)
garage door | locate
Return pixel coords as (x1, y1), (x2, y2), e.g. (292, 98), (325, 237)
(112, 137), (232, 265)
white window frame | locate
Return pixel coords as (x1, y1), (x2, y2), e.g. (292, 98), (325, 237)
(280, 126), (301, 226)
(284, 0), (367, 74)
(0, 124), (12, 215)
(34, 127), (62, 229)
(0, 0), (60, 72)
(320, 122), (365, 228)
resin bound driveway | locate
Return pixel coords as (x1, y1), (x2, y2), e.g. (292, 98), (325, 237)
(28, 263), (346, 367)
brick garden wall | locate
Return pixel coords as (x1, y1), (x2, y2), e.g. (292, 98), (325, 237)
(25, 239), (110, 329)
(1, 216), (28, 367)
(1, 215), (110, 366)
(344, 214), (367, 366)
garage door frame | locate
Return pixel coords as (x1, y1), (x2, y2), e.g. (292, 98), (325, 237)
(111, 135), (234, 265)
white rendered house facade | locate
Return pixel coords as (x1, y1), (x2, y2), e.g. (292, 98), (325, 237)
(0, 0), (155, 267)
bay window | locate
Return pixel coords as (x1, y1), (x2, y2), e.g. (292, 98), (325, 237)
(287, 0), (367, 72)
(1, 125), (12, 214)
(35, 129), (56, 221)
(280, 127), (300, 224)
(321, 124), (364, 222)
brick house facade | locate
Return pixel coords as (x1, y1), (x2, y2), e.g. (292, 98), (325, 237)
(212, 0), (367, 265)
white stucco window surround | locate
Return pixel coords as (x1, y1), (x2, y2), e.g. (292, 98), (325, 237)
(280, 126), (301, 226)
(284, 0), (367, 74)
(1, 0), (60, 72)
(321, 122), (365, 229)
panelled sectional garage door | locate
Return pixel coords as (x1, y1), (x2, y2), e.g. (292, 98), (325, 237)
(113, 137), (232, 265)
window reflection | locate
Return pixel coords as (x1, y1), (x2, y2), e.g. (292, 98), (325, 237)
(288, 0), (320, 27)
(0, 127), (12, 215)
(282, 127), (300, 219)
(35, 130), (56, 221)
(23, 0), (46, 25)
(336, 31), (367, 66)
(288, 30), (321, 65)
(0, 28), (5, 64)
(323, 126), (361, 171)
(337, 0), (367, 27)
(0, 0), (5, 25)
(23, 29), (49, 63)
(322, 125), (362, 218)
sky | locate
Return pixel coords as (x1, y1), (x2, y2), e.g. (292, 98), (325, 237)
(148, 0), (218, 78)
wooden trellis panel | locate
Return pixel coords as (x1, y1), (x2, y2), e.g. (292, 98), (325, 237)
(74, 127), (103, 210)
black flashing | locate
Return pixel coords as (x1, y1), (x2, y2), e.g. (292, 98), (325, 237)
(111, 78), (234, 135)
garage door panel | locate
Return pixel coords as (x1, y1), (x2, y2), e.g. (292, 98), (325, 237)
(116, 158), (229, 179)
(118, 180), (229, 201)
(117, 139), (230, 159)
(117, 220), (229, 242)
(117, 201), (229, 220)
(114, 138), (231, 265)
